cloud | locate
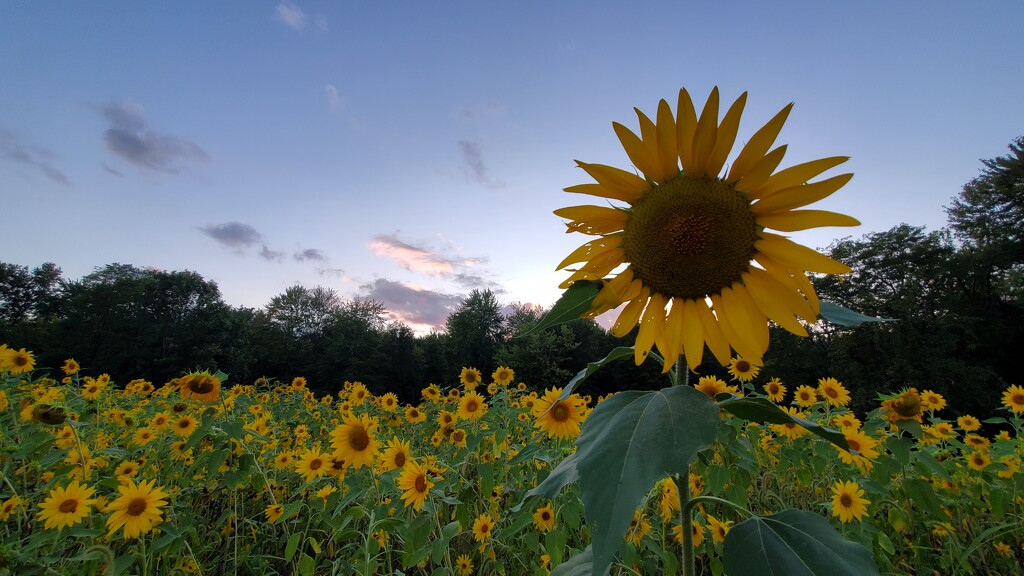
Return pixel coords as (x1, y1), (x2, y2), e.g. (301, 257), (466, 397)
(0, 131), (72, 186)
(318, 267), (346, 278)
(198, 222), (264, 249)
(294, 248), (327, 262)
(458, 140), (504, 189)
(260, 245), (285, 261)
(275, 2), (327, 31)
(101, 163), (123, 177)
(325, 84), (343, 111)
(360, 278), (463, 332)
(368, 232), (488, 279)
(93, 100), (207, 173)
(453, 101), (507, 125)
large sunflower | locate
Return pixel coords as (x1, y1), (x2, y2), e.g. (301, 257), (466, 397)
(330, 414), (380, 469)
(556, 87), (858, 371)
(105, 478), (169, 539)
(36, 480), (97, 531)
(396, 459), (433, 511)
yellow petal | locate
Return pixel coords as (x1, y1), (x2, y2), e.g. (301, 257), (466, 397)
(574, 161), (648, 202)
(711, 292), (761, 361)
(556, 238), (621, 270)
(725, 284), (770, 355)
(750, 173), (853, 214)
(756, 233), (852, 275)
(749, 156), (849, 200)
(741, 271), (808, 336)
(655, 99), (679, 184)
(689, 87), (720, 177)
(757, 210), (860, 232)
(656, 299), (686, 372)
(734, 145), (787, 193)
(635, 292), (667, 365)
(613, 122), (659, 183)
(676, 88), (698, 173)
(680, 299), (706, 371)
(694, 298), (731, 366)
(610, 288), (649, 338)
(728, 102), (793, 182)
(746, 266), (815, 322)
(554, 205), (628, 235)
(564, 183), (636, 203)
(705, 92), (747, 177)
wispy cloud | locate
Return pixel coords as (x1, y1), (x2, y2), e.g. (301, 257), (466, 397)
(294, 248), (327, 262)
(458, 140), (504, 189)
(0, 130), (72, 186)
(325, 84), (343, 111)
(360, 278), (463, 333)
(275, 2), (327, 31)
(260, 245), (285, 261)
(453, 101), (507, 125)
(93, 100), (207, 173)
(198, 222), (263, 249)
(368, 232), (492, 282)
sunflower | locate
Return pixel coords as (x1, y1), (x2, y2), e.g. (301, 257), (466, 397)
(36, 480), (97, 530)
(330, 414), (380, 469)
(449, 428), (468, 448)
(132, 427), (157, 447)
(920, 389), (947, 411)
(835, 427), (879, 472)
(491, 366), (515, 386)
(294, 446), (329, 483)
(171, 415), (199, 437)
(178, 371), (221, 403)
(458, 390), (487, 421)
(673, 521), (706, 547)
(556, 87), (856, 372)
(115, 460), (141, 478)
(62, 358), (80, 375)
(81, 380), (105, 401)
(315, 485), (337, 505)
(626, 510), (652, 546)
(4, 348), (35, 374)
(694, 376), (733, 400)
(957, 414), (981, 432)
(1002, 384), (1024, 415)
(657, 478), (680, 523)
(817, 377), (851, 407)
(264, 503), (284, 523)
(349, 382), (369, 406)
(830, 481), (870, 523)
(421, 384), (442, 403)
(793, 385), (818, 407)
(967, 451), (991, 471)
(964, 434), (990, 451)
(380, 437), (411, 472)
(460, 367), (482, 389)
(727, 357), (760, 382)
(456, 554), (474, 576)
(533, 502), (556, 532)
(0, 495), (23, 522)
(832, 413), (861, 430)
(762, 377), (787, 403)
(472, 513), (495, 542)
(771, 406), (810, 440)
(404, 405), (427, 424)
(706, 514), (733, 543)
(396, 459), (433, 511)
(532, 387), (586, 440)
(105, 478), (169, 539)
(379, 392), (399, 413)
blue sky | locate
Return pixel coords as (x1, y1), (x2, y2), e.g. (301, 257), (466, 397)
(3, 1), (1022, 333)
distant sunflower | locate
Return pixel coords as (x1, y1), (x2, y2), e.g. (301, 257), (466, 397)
(460, 367), (482, 389)
(706, 514), (733, 543)
(132, 427), (157, 447)
(727, 357), (760, 381)
(449, 428), (467, 448)
(835, 427), (879, 472)
(920, 389), (947, 411)
(404, 405), (427, 424)
(421, 384), (442, 403)
(491, 366), (515, 386)
(294, 446), (329, 483)
(330, 414), (380, 469)
(458, 390), (487, 421)
(830, 481), (870, 523)
(379, 392), (399, 413)
(179, 372), (221, 403)
(456, 554), (474, 576)
(36, 480), (97, 531)
(881, 388), (923, 423)
(832, 413), (861, 430)
(472, 513), (495, 542)
(694, 376), (733, 400)
(657, 478), (680, 523)
(817, 377), (850, 407)
(105, 478), (169, 539)
(396, 459), (433, 511)
(556, 87), (857, 372)
(673, 521), (706, 547)
(967, 451), (991, 471)
(380, 437), (412, 472)
(6, 348), (35, 374)
(957, 414), (981, 432)
(531, 502), (556, 532)
(264, 503), (284, 523)
(762, 378), (787, 403)
(62, 358), (80, 375)
(532, 387), (586, 440)
(0, 495), (23, 522)
(1002, 384), (1024, 415)
(349, 382), (369, 406)
(171, 415), (199, 437)
(793, 385), (818, 407)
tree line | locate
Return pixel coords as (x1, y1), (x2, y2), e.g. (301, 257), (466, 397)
(2, 137), (1021, 419)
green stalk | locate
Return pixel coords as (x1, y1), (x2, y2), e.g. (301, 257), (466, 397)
(677, 472), (695, 576)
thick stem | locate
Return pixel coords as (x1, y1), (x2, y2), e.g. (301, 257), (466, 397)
(677, 472), (695, 576)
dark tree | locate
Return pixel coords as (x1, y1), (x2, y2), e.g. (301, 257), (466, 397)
(444, 289), (508, 377)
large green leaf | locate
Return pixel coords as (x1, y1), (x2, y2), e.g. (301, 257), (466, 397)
(511, 452), (579, 513)
(551, 545), (593, 576)
(575, 386), (719, 576)
(718, 395), (849, 451)
(723, 509), (879, 576)
(818, 301), (891, 327)
(517, 280), (603, 337)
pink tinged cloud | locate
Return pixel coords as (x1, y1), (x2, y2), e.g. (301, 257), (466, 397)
(368, 237), (455, 277)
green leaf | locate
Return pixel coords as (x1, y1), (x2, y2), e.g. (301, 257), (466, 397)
(517, 281), (603, 338)
(556, 347), (635, 400)
(551, 545), (593, 576)
(430, 521), (461, 563)
(298, 553), (316, 576)
(511, 452), (579, 513)
(718, 395), (849, 451)
(575, 386), (719, 576)
(818, 301), (892, 327)
(723, 509), (879, 576)
(285, 532), (301, 561)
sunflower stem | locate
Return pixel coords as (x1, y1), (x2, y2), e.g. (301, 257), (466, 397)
(676, 472), (695, 576)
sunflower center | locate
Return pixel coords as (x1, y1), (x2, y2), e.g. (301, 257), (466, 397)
(189, 377), (214, 394)
(622, 176), (758, 300)
(847, 438), (861, 452)
(465, 400), (478, 412)
(309, 458), (323, 471)
(13, 355), (28, 367)
(349, 428), (369, 451)
(1012, 393), (1024, 405)
(127, 498), (148, 516)
(551, 403), (569, 422)
(839, 494), (852, 507)
(736, 361), (750, 373)
(394, 452), (406, 468)
(415, 475), (427, 492)
(59, 499), (79, 513)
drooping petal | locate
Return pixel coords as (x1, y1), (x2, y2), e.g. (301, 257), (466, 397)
(757, 210), (860, 232)
(756, 233), (852, 275)
(710, 292), (761, 362)
(728, 102), (793, 182)
(574, 161), (648, 202)
(741, 271), (809, 336)
(553, 205), (628, 235)
(655, 298), (686, 372)
(724, 284), (770, 356)
(610, 287), (649, 338)
(680, 299), (707, 371)
(614, 121), (659, 182)
(635, 292), (668, 365)
(750, 173), (854, 214)
(556, 238), (621, 270)
(746, 266), (816, 323)
(749, 156), (850, 200)
(694, 298), (731, 366)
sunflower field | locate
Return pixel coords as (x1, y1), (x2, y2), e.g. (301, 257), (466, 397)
(1, 345), (1022, 575)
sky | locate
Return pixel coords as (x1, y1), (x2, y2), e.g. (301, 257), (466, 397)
(3, 1), (1022, 334)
